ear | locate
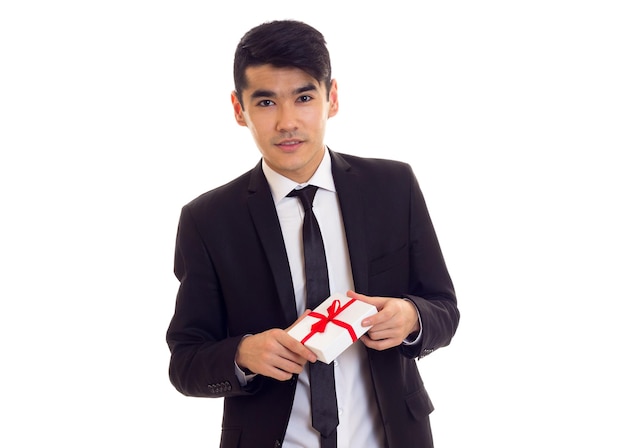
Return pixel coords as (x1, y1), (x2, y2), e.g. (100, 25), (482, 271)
(327, 79), (339, 118)
(231, 91), (248, 127)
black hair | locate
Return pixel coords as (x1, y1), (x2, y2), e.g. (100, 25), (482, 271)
(233, 20), (332, 105)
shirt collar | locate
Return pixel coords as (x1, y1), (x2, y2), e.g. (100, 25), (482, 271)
(262, 148), (336, 204)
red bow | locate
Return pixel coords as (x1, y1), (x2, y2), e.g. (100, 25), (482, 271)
(301, 298), (358, 344)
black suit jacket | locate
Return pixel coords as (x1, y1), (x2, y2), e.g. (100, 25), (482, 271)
(166, 150), (459, 448)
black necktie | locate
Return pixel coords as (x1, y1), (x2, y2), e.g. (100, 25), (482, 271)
(288, 185), (339, 448)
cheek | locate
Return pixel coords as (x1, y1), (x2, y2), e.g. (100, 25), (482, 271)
(300, 110), (324, 130)
(314, 115), (328, 133)
(246, 113), (273, 134)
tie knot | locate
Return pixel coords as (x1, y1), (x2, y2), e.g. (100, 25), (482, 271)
(288, 185), (318, 210)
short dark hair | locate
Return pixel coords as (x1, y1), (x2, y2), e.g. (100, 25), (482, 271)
(233, 20), (332, 104)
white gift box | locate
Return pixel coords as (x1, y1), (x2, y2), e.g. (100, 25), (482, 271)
(288, 293), (377, 364)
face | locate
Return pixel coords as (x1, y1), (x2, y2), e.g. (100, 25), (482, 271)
(231, 65), (338, 184)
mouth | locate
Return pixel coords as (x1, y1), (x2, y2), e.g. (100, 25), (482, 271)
(275, 139), (304, 151)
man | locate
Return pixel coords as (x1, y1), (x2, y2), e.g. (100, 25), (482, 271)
(166, 20), (459, 448)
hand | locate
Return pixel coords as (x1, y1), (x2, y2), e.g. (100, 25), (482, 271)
(348, 290), (420, 351)
(235, 312), (317, 381)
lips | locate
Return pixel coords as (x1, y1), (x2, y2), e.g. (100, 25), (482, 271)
(277, 139), (302, 146)
(275, 139), (304, 151)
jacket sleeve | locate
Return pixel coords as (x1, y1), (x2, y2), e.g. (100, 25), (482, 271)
(400, 169), (459, 360)
(165, 205), (263, 398)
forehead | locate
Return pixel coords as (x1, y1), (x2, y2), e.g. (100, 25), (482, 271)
(242, 65), (324, 96)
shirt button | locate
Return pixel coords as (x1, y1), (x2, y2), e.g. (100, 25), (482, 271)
(333, 360), (338, 366)
(338, 408), (344, 416)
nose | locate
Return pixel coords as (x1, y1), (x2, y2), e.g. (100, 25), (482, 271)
(276, 103), (298, 132)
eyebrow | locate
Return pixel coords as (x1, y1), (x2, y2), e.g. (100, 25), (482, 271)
(250, 83), (318, 99)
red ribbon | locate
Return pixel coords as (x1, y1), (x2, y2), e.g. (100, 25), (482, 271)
(301, 298), (358, 344)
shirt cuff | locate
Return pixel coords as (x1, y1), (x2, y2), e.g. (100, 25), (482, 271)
(234, 362), (258, 386)
(402, 299), (423, 346)
(234, 334), (258, 386)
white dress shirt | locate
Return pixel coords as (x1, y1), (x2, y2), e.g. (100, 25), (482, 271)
(264, 149), (386, 448)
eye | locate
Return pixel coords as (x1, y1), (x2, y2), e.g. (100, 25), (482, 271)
(257, 99), (275, 107)
(297, 95), (313, 103)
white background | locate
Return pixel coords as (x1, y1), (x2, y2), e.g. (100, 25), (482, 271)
(1, 1), (625, 447)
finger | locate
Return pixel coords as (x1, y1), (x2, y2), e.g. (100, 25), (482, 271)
(347, 289), (381, 307)
(367, 326), (401, 342)
(347, 290), (387, 327)
(272, 352), (308, 376)
(361, 303), (398, 328)
(285, 339), (317, 363)
(367, 299), (418, 337)
(283, 312), (318, 363)
(279, 328), (317, 363)
(265, 362), (300, 381)
(237, 330), (311, 377)
(251, 344), (309, 380)
(360, 333), (396, 351)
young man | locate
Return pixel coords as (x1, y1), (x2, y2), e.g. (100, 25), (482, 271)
(166, 20), (459, 448)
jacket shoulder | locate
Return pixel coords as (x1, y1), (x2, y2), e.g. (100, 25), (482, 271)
(183, 167), (256, 213)
(332, 151), (413, 175)
(331, 151), (416, 189)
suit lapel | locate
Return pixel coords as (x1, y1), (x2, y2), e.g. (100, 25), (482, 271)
(247, 162), (298, 324)
(330, 151), (370, 294)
